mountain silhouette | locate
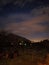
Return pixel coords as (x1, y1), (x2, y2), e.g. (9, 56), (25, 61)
(0, 31), (31, 52)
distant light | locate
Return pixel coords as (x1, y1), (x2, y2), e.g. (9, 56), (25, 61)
(24, 43), (26, 46)
(19, 43), (22, 45)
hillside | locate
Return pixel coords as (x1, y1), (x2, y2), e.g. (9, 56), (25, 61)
(0, 31), (31, 47)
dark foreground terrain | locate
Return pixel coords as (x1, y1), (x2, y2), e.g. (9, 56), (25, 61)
(0, 31), (49, 65)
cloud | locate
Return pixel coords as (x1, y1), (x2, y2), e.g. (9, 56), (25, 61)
(0, 0), (49, 7)
(0, 6), (49, 28)
(31, 6), (49, 16)
(4, 14), (49, 41)
(0, 13), (33, 29)
(0, 0), (33, 7)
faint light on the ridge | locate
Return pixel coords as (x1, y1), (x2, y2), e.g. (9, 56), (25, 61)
(31, 40), (40, 42)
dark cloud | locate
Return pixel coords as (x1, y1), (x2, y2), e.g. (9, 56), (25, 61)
(0, 0), (33, 7)
(0, 0), (49, 18)
(31, 6), (49, 16)
(0, 0), (49, 9)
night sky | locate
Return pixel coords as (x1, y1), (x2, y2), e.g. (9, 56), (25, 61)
(0, 0), (49, 42)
